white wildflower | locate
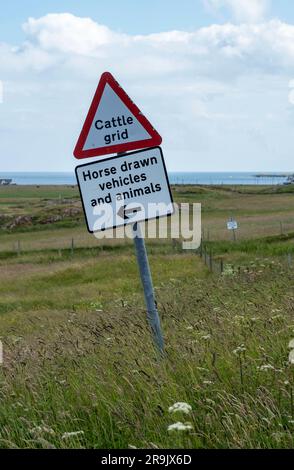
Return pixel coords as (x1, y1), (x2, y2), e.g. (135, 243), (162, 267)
(62, 431), (84, 440)
(167, 422), (193, 432)
(201, 335), (211, 341)
(30, 425), (55, 437)
(168, 402), (192, 415)
(257, 364), (275, 372)
(288, 339), (294, 350)
(284, 380), (290, 386)
(222, 265), (235, 276)
(57, 379), (66, 385)
(203, 380), (213, 385)
(289, 350), (294, 365)
(233, 345), (246, 355)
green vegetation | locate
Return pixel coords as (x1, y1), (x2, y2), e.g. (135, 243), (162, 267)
(0, 184), (294, 449)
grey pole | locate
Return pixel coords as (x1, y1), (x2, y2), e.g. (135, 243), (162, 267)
(132, 222), (164, 354)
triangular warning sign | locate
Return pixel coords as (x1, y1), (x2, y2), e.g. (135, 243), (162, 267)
(74, 72), (162, 159)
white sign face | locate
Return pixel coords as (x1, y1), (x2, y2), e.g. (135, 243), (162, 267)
(84, 84), (151, 151)
(75, 147), (174, 233)
(227, 220), (238, 230)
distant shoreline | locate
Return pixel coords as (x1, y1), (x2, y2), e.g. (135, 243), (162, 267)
(0, 171), (290, 186)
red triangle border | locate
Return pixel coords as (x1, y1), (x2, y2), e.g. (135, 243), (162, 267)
(73, 72), (162, 159)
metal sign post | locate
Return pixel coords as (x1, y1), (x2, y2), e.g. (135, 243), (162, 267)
(227, 218), (238, 241)
(133, 222), (164, 354)
(74, 72), (171, 355)
(232, 227), (236, 242)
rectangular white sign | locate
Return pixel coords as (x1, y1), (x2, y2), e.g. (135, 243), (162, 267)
(227, 220), (238, 230)
(76, 147), (174, 233)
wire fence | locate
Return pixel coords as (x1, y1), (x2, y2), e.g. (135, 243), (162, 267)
(202, 218), (294, 243)
(198, 242), (294, 275)
(198, 243), (225, 274)
(1, 236), (185, 258)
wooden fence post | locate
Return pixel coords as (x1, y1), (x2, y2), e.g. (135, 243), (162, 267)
(220, 258), (224, 274)
(209, 249), (213, 271)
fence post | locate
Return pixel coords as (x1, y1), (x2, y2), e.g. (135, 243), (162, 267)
(220, 258), (224, 274)
(17, 240), (21, 256)
(280, 221), (283, 236)
(209, 249), (213, 272)
(71, 238), (74, 255)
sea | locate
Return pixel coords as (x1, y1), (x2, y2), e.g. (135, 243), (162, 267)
(0, 172), (290, 186)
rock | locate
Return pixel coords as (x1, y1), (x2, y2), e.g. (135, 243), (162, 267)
(6, 215), (33, 229)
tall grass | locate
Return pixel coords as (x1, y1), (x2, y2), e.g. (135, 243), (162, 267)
(1, 262), (294, 449)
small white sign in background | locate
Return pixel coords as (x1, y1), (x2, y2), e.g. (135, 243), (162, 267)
(76, 147), (174, 233)
(227, 220), (238, 231)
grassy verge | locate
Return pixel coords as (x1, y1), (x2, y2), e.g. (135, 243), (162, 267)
(1, 259), (294, 448)
(0, 184), (294, 449)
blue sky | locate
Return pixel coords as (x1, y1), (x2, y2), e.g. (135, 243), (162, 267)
(2, 0), (294, 41)
(0, 0), (220, 42)
(1, 0), (294, 171)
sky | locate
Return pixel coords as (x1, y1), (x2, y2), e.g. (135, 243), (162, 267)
(1, 0), (294, 172)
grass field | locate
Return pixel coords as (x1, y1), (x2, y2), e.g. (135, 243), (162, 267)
(0, 184), (294, 449)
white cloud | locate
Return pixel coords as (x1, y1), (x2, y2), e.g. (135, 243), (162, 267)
(22, 13), (124, 55)
(204, 0), (270, 23)
(0, 13), (294, 171)
(9, 14), (294, 76)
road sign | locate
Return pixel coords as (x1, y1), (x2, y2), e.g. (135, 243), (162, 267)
(75, 146), (174, 233)
(74, 72), (162, 159)
(227, 220), (238, 230)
